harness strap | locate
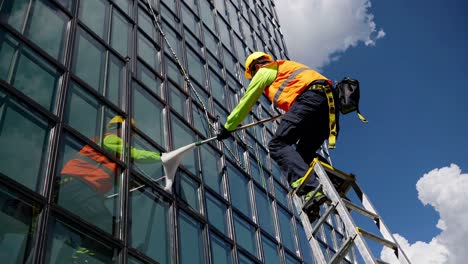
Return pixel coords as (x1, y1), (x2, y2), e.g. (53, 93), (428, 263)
(309, 84), (338, 149)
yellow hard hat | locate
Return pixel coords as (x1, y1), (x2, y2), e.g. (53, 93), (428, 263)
(107, 116), (136, 130)
(244, 52), (273, 79)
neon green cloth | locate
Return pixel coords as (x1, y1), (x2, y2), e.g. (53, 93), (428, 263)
(103, 134), (161, 163)
(224, 65), (277, 131)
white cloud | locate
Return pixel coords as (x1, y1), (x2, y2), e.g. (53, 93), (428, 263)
(381, 164), (468, 264)
(275, 0), (385, 68)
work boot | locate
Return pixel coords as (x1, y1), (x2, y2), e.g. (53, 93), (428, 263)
(291, 176), (315, 196)
(71, 247), (96, 264)
(305, 190), (327, 204)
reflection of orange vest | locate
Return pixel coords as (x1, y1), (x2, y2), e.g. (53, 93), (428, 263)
(61, 133), (118, 194)
(264, 60), (329, 111)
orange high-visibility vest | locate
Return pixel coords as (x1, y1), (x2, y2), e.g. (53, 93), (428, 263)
(60, 133), (118, 194)
(264, 60), (329, 111)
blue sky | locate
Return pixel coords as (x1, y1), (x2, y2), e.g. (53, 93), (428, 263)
(276, 0), (467, 262)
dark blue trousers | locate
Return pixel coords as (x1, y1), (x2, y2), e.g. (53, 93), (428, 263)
(268, 89), (337, 189)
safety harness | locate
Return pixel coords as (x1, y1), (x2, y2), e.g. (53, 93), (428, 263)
(308, 83), (338, 149)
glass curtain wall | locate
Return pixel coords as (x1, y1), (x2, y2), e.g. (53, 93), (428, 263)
(0, 0), (347, 263)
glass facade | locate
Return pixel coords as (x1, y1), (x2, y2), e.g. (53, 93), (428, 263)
(0, 0), (350, 263)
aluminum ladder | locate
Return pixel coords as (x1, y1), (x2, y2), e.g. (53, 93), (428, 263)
(291, 158), (412, 264)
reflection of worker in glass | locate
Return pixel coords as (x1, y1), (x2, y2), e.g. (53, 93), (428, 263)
(56, 116), (161, 262)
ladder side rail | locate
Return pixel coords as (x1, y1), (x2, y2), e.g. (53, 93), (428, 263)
(314, 163), (378, 264)
(292, 194), (328, 264)
(351, 183), (412, 264)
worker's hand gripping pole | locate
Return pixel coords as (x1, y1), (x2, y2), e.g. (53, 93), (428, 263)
(162, 114), (283, 192)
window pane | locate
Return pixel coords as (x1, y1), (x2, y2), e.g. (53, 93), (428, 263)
(0, 186), (40, 263)
(73, 27), (106, 91)
(233, 214), (257, 257)
(227, 165), (251, 217)
(64, 82), (120, 142)
(0, 30), (17, 80)
(278, 207), (296, 252)
(138, 6), (159, 43)
(178, 211), (205, 264)
(209, 70), (225, 104)
(0, 0), (70, 60)
(0, 90), (50, 191)
(210, 234), (233, 264)
(177, 173), (200, 212)
(181, 5), (199, 36)
(106, 54), (124, 107)
(200, 144), (223, 194)
(186, 48), (205, 86)
(130, 134), (164, 183)
(129, 180), (170, 264)
(297, 223), (315, 264)
(165, 56), (184, 87)
(204, 28), (219, 56)
(138, 32), (159, 71)
(167, 83), (186, 115)
(45, 217), (116, 263)
(54, 133), (120, 234)
(22, 0), (67, 60)
(205, 193), (228, 234)
(0, 33), (61, 112)
(199, 0), (215, 31)
(192, 105), (211, 135)
(112, 0), (131, 16)
(171, 116), (197, 175)
(238, 253), (256, 264)
(286, 253), (301, 264)
(274, 180), (289, 209)
(133, 82), (165, 145)
(254, 187), (275, 235)
(162, 22), (182, 57)
(0, 0), (29, 32)
(111, 8), (130, 57)
(137, 61), (162, 96)
(262, 235), (280, 264)
(79, 0), (109, 39)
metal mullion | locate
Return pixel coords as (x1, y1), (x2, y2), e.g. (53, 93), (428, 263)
(118, 44), (133, 263)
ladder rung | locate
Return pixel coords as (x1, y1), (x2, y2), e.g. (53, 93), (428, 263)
(310, 203), (337, 235)
(302, 187), (325, 212)
(357, 227), (397, 250)
(343, 199), (380, 220)
(329, 235), (356, 264)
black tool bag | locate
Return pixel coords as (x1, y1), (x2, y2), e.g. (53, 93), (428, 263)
(336, 77), (368, 122)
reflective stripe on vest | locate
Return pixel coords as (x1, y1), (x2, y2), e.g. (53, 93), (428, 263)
(76, 152), (116, 176)
(273, 68), (309, 106)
